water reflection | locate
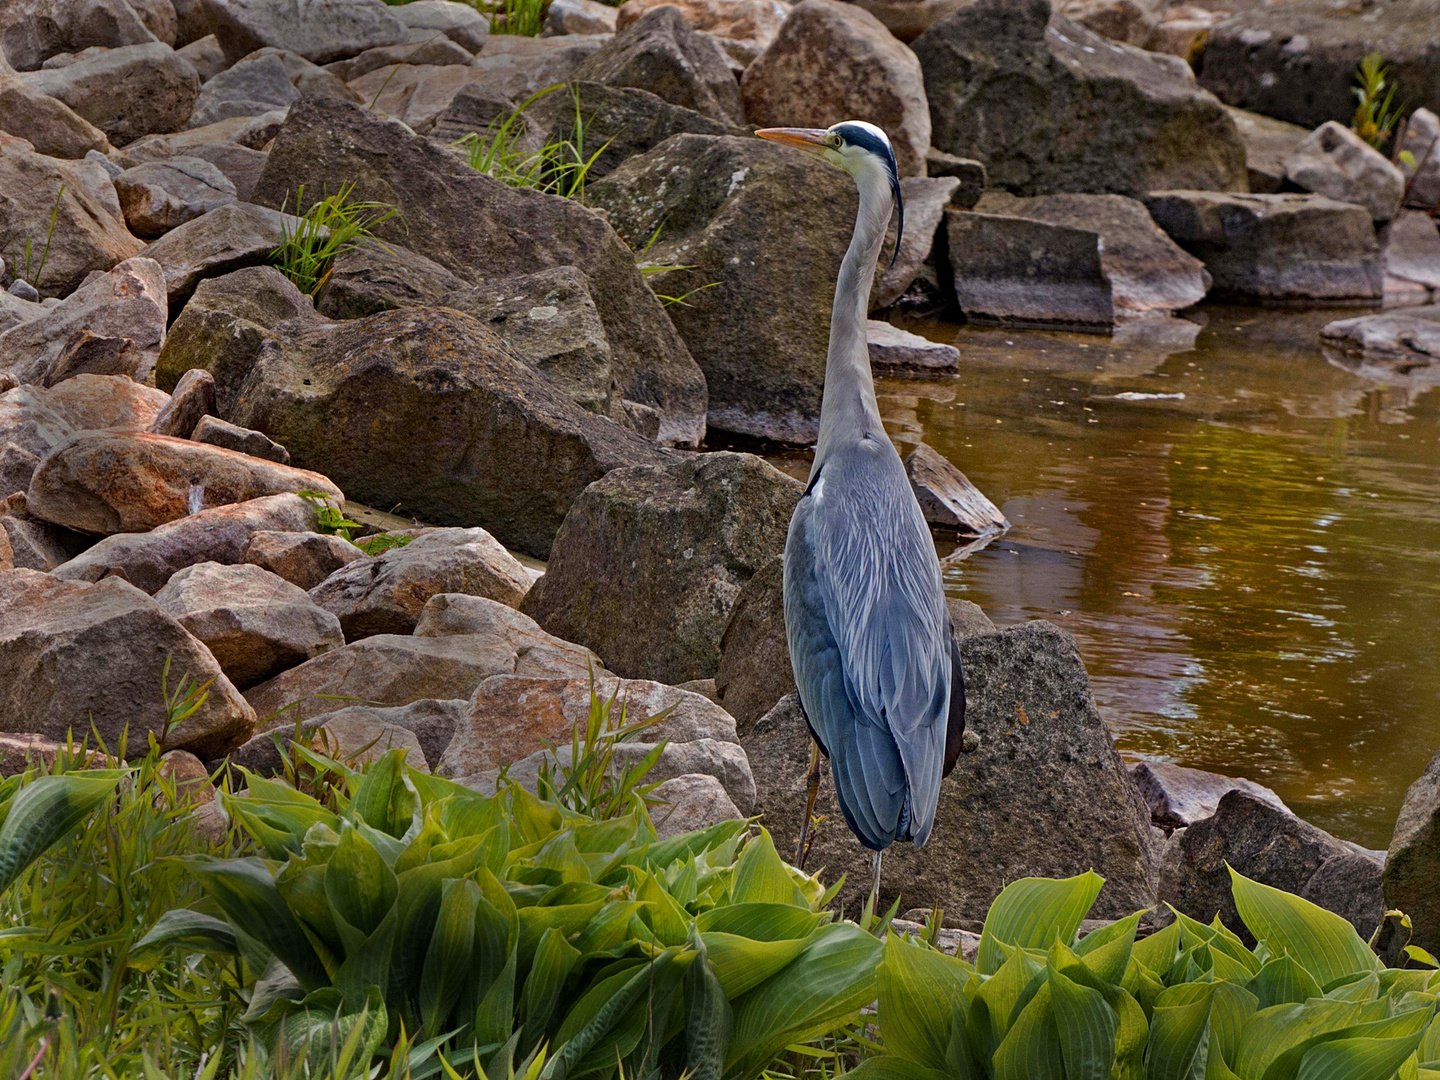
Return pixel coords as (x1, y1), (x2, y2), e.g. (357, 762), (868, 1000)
(763, 306), (1440, 849)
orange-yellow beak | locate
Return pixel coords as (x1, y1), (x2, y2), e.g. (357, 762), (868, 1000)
(755, 127), (831, 156)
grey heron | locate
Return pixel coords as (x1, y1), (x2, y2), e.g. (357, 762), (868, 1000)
(756, 122), (966, 913)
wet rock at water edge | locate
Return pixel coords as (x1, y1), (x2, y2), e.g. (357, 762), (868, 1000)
(575, 6), (743, 124)
(0, 569), (257, 759)
(588, 133), (854, 444)
(867, 320), (959, 370)
(912, 0), (1246, 197)
(1382, 742), (1440, 955)
(1143, 191), (1383, 305)
(1160, 789), (1384, 941)
(1130, 760), (1291, 831)
(1320, 307), (1440, 361)
(741, 0), (931, 178)
(742, 623), (1164, 919)
(154, 561), (345, 689)
(309, 527), (531, 641)
(243, 529), (364, 590)
(873, 176), (960, 311)
(905, 443), (1008, 536)
(250, 95), (707, 446)
(520, 451), (803, 685)
(1386, 212), (1440, 298)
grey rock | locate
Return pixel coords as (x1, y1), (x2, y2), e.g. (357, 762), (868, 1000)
(413, 593), (603, 676)
(1195, 0), (1440, 131)
(84, 148), (121, 177)
(0, 134), (141, 299)
(7, 281), (42, 304)
(248, 46), (361, 100)
(139, 202), (310, 313)
(575, 6), (742, 124)
(1223, 105), (1307, 194)
(545, 0), (619, 36)
(874, 176), (960, 311)
(924, 149), (986, 205)
(0, 0), (154, 72)
(171, 0), (214, 47)
(1320, 306), (1440, 360)
(1401, 108), (1440, 211)
(0, 569), (257, 759)
(947, 596), (994, 639)
(1130, 760), (1291, 831)
(18, 41), (200, 146)
(913, 0), (1245, 197)
(651, 773), (744, 838)
(201, 0), (408, 64)
(251, 95), (707, 447)
(180, 142), (268, 202)
(714, 554), (791, 733)
(614, 0), (788, 45)
(1161, 790), (1383, 942)
(1144, 191), (1383, 304)
(741, 0), (930, 177)
(316, 242), (615, 415)
(425, 81), (520, 144)
(155, 560), (344, 688)
(0, 257), (166, 387)
(905, 443), (1008, 535)
(1384, 744), (1440, 954)
(467, 34), (607, 101)
(325, 32), (474, 83)
(1, 491), (81, 569)
(243, 528), (363, 589)
(155, 265), (314, 411)
(867, 320), (959, 370)
(1387, 211), (1440, 293)
(43, 330), (147, 386)
(230, 306), (669, 559)
(347, 62), (486, 135)
(127, 0), (178, 44)
(744, 622), (1163, 919)
(191, 415), (289, 463)
(177, 33), (227, 81)
(121, 108), (286, 160)
(588, 133), (854, 443)
(1058, 0), (1156, 45)
(1283, 121), (1404, 224)
(0, 73), (112, 158)
(185, 52), (298, 127)
(391, 0), (490, 53)
(310, 527), (531, 640)
(0, 443), (40, 499)
(148, 367), (214, 437)
(114, 156), (237, 237)
(521, 452), (802, 684)
(52, 490), (318, 592)
(973, 192), (1212, 318)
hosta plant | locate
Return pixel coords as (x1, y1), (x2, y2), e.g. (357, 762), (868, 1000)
(140, 749), (882, 1078)
(853, 868), (1440, 1080)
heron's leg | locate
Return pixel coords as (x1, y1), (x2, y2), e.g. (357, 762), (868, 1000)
(869, 849), (884, 914)
(795, 738), (822, 869)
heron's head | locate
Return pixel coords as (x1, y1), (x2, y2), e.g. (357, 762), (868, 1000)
(756, 121), (903, 262)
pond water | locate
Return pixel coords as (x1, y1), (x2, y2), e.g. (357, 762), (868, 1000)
(757, 307), (1440, 851)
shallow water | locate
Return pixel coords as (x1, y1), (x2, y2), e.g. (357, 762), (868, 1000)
(758, 306), (1440, 851)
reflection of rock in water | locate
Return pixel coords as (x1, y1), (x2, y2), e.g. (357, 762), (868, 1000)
(1321, 345), (1440, 423)
(1112, 316), (1204, 354)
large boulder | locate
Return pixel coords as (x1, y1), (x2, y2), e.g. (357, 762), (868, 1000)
(873, 175), (959, 311)
(227, 306), (670, 560)
(0, 373), (168, 473)
(1130, 760), (1290, 831)
(0, 0), (154, 71)
(17, 42), (201, 146)
(0, 569), (256, 759)
(521, 452), (803, 685)
(743, 622), (1163, 919)
(741, 0), (930, 178)
(0, 134), (142, 299)
(615, 0), (789, 48)
(1386, 212), (1440, 298)
(1383, 745), (1440, 954)
(1282, 121), (1404, 225)
(390, 0), (490, 53)
(201, 0), (409, 64)
(25, 430), (342, 534)
(651, 773), (744, 838)
(347, 62), (487, 135)
(1195, 0), (1440, 131)
(154, 561), (345, 688)
(587, 134), (854, 443)
(714, 553), (789, 732)
(251, 95), (707, 447)
(185, 51), (299, 126)
(1143, 191), (1384, 304)
(574, 6), (743, 124)
(464, 35), (608, 102)
(155, 265), (314, 409)
(0, 75), (112, 158)
(114, 157), (237, 237)
(413, 592), (603, 675)
(225, 698), (456, 775)
(315, 242), (616, 417)
(139, 202), (310, 313)
(309, 527), (530, 640)
(326, 34), (475, 83)
(52, 491), (318, 592)
(912, 0), (1246, 197)
(1160, 790), (1384, 941)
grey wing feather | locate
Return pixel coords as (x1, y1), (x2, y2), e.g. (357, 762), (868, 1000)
(783, 440), (951, 849)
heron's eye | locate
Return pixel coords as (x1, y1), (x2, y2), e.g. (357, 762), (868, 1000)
(827, 134), (843, 149)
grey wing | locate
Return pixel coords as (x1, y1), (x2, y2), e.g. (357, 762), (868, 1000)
(783, 446), (951, 848)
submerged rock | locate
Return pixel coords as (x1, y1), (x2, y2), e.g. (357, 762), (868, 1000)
(867, 320), (959, 370)
(1320, 307), (1440, 360)
(521, 452), (802, 685)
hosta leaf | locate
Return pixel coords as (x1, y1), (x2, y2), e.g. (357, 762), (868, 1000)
(570, 900), (647, 956)
(1126, 958), (1168, 1020)
(687, 928), (733, 1080)
(325, 824), (398, 944)
(1208, 981), (1258, 1068)
(993, 982), (1065, 1080)
(185, 855), (329, 992)
(725, 922), (882, 1080)
(332, 904), (397, 1012)
(1229, 869), (1379, 989)
(696, 901), (825, 941)
(475, 939), (517, 1047)
(977, 873), (1104, 975)
(834, 1057), (952, 1080)
(968, 941), (1046, 1062)
(1146, 984), (1212, 1080)
(418, 878), (480, 1038)
(518, 902), (604, 967)
(1133, 921), (1183, 978)
(877, 934), (972, 1072)
(1074, 911), (1143, 986)
(131, 909), (238, 967)
(0, 771), (122, 894)
(636, 871), (690, 947)
(729, 829), (808, 907)
(348, 748), (418, 839)
(1233, 999), (1364, 1079)
(644, 818), (749, 873)
(542, 947), (681, 1080)
(1296, 1032), (1428, 1080)
(1050, 964), (1117, 1080)
(1258, 1003), (1433, 1080)
(521, 927), (581, 1053)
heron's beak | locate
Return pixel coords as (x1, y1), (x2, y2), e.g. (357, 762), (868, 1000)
(756, 127), (830, 157)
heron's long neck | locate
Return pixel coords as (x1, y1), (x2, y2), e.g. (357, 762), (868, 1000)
(813, 165), (892, 471)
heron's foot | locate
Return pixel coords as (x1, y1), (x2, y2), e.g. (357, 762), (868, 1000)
(961, 730), (981, 753)
(796, 813), (826, 868)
